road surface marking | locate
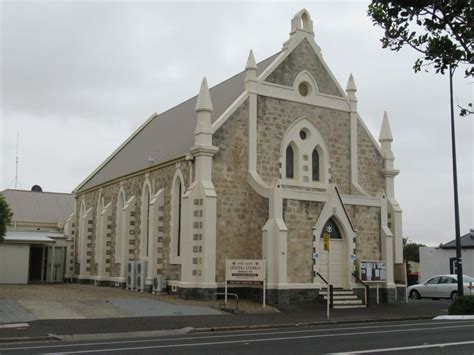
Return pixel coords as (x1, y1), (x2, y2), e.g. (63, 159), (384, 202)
(1, 321), (473, 352)
(49, 324), (474, 354)
(332, 340), (474, 353)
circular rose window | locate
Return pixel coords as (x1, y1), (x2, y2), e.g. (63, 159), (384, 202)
(298, 82), (310, 97)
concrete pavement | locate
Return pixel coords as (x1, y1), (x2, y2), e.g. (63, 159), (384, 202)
(0, 299), (452, 342)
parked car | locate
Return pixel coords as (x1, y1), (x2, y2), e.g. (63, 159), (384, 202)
(408, 274), (474, 301)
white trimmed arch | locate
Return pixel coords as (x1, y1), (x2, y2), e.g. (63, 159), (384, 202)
(280, 117), (330, 188)
(170, 168), (185, 261)
(139, 178), (153, 259)
(115, 186), (127, 265)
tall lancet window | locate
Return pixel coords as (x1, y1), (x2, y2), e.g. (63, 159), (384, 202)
(312, 148), (320, 181)
(177, 181), (182, 256)
(286, 145), (294, 179)
(171, 170), (184, 259)
(145, 190), (151, 256)
(140, 182), (152, 259)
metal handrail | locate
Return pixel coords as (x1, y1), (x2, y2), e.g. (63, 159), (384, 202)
(316, 271), (328, 285)
(212, 292), (240, 312)
(316, 272), (333, 308)
(352, 271), (369, 306)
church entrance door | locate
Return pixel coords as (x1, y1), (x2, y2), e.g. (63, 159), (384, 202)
(318, 218), (345, 289)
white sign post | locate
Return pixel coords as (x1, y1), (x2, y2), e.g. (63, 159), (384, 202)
(225, 259), (266, 307)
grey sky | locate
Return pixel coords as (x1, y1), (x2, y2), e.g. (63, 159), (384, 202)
(1, 1), (472, 246)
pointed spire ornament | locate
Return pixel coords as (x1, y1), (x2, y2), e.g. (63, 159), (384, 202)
(245, 50), (257, 71)
(195, 77), (213, 113)
(346, 73), (357, 93)
(245, 50), (257, 85)
(379, 111), (393, 142)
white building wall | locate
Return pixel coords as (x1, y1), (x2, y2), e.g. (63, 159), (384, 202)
(0, 244), (30, 284)
(420, 247), (474, 282)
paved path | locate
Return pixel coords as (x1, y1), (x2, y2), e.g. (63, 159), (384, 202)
(0, 284), (220, 323)
(0, 300), (36, 324)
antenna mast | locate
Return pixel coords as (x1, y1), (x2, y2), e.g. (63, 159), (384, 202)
(15, 131), (19, 189)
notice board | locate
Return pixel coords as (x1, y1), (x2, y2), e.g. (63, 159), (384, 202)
(360, 260), (386, 282)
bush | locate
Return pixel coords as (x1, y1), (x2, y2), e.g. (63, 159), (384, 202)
(449, 296), (474, 315)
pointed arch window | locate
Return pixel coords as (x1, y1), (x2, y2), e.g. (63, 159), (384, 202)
(312, 148), (320, 181)
(140, 182), (152, 259)
(320, 218), (342, 239)
(286, 145), (294, 179)
(171, 171), (184, 259)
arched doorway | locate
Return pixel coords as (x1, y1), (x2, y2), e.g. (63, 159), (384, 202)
(318, 218), (345, 288)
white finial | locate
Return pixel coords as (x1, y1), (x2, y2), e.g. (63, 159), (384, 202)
(245, 50), (257, 71)
(379, 111), (393, 142)
(290, 9), (314, 34)
(195, 77), (213, 113)
(346, 73), (357, 93)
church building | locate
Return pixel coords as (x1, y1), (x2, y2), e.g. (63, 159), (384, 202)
(70, 9), (405, 305)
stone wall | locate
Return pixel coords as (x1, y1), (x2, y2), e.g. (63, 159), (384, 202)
(256, 96), (352, 194)
(357, 121), (385, 196)
(213, 99), (268, 282)
(346, 205), (381, 262)
(265, 39), (343, 97)
(75, 160), (190, 281)
(284, 199), (324, 283)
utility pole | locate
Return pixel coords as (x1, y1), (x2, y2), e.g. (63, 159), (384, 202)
(15, 131), (19, 189)
(449, 64), (463, 298)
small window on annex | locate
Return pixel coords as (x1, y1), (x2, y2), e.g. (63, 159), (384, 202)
(286, 145), (295, 179)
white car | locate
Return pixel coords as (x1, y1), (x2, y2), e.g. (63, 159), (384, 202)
(408, 274), (474, 301)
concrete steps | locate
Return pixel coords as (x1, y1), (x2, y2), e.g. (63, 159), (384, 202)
(320, 288), (366, 309)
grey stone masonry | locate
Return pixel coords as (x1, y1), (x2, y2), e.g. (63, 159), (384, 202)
(265, 39), (343, 97)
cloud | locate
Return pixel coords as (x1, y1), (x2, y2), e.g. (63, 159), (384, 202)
(1, 1), (472, 246)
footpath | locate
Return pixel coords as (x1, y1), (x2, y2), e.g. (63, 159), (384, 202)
(0, 300), (451, 342)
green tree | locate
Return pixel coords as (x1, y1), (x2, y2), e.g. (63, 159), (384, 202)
(0, 194), (13, 242)
(368, 0), (473, 115)
(403, 238), (426, 263)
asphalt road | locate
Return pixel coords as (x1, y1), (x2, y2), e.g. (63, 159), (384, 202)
(1, 319), (474, 354)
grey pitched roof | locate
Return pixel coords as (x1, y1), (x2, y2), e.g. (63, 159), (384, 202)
(1, 189), (74, 224)
(440, 230), (474, 249)
(76, 52), (280, 193)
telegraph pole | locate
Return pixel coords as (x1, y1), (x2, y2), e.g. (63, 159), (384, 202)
(449, 64), (463, 297)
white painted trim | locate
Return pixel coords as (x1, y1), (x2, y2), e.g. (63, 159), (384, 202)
(74, 112), (158, 193)
(139, 178), (153, 260)
(312, 185), (356, 290)
(280, 116), (331, 187)
(258, 81), (350, 112)
(211, 91), (249, 133)
(170, 168), (185, 264)
(281, 188), (380, 207)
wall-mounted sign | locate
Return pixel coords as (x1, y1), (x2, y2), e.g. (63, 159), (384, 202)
(226, 259), (265, 285)
(360, 260), (386, 282)
(323, 233), (330, 251)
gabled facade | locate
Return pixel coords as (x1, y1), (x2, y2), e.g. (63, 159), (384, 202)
(72, 10), (405, 304)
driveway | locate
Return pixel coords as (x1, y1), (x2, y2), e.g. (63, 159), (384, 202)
(0, 284), (221, 324)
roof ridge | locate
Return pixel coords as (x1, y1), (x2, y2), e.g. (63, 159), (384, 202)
(1, 189), (72, 196)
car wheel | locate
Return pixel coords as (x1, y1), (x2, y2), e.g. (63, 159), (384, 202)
(451, 291), (458, 302)
(410, 290), (421, 299)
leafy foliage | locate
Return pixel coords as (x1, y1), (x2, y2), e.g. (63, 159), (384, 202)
(0, 194), (13, 242)
(449, 295), (474, 315)
(403, 238), (426, 262)
(368, 0), (473, 76)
